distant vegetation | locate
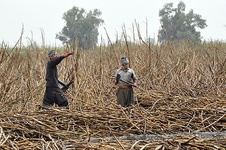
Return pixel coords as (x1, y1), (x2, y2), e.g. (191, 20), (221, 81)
(158, 1), (207, 43)
(56, 6), (104, 49)
(55, 1), (208, 51)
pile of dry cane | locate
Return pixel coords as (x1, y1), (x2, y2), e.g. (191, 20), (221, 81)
(0, 90), (226, 149)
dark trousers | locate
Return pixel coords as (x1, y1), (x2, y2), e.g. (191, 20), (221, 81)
(43, 87), (68, 107)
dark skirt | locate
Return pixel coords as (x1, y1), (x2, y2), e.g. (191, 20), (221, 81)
(116, 87), (134, 107)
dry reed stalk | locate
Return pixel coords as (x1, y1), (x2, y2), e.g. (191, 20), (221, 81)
(104, 27), (119, 64)
(135, 20), (153, 70)
(122, 25), (131, 66)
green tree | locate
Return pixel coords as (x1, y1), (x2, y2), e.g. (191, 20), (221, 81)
(158, 1), (207, 43)
(56, 6), (104, 49)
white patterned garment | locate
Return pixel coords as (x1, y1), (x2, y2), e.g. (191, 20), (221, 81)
(115, 67), (137, 86)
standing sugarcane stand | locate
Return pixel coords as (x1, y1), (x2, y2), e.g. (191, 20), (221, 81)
(113, 57), (138, 107)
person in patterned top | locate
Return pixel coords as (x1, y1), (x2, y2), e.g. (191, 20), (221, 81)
(114, 57), (137, 107)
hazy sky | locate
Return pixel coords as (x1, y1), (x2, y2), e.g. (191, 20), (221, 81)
(0, 0), (226, 47)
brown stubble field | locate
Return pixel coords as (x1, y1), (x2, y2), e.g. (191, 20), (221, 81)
(1, 41), (225, 111)
(0, 40), (226, 149)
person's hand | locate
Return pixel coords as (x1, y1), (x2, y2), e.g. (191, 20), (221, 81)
(133, 83), (137, 87)
(64, 52), (74, 57)
(113, 80), (117, 85)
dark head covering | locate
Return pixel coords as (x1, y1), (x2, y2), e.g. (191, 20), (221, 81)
(48, 50), (57, 57)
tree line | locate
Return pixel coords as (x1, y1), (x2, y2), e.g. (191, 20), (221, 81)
(57, 1), (207, 49)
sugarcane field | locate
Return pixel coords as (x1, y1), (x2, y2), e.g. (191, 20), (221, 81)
(0, 38), (226, 150)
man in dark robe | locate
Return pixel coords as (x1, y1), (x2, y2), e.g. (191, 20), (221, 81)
(42, 50), (74, 108)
